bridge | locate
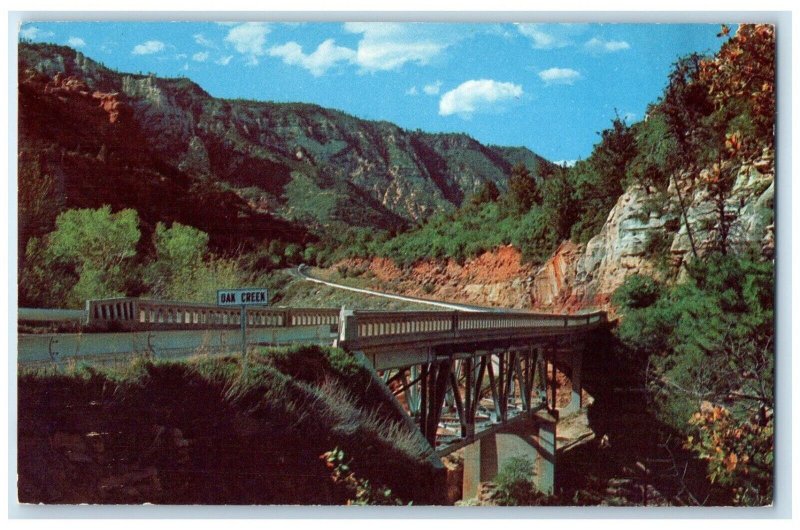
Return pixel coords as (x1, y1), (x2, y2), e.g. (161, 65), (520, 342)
(19, 297), (609, 500)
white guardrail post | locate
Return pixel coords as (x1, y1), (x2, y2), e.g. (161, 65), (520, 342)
(337, 307), (357, 345)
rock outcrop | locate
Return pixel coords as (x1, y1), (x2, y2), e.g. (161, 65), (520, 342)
(530, 241), (582, 310)
(40, 72), (128, 124)
(91, 90), (124, 123)
(537, 149), (775, 310)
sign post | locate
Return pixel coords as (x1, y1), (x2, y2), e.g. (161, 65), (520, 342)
(217, 288), (269, 371)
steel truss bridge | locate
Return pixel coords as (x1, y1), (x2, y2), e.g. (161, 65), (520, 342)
(19, 297), (609, 497)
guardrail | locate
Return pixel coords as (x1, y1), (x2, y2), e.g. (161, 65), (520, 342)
(339, 309), (607, 351)
(85, 298), (339, 331)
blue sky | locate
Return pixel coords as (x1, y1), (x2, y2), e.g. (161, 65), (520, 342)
(19, 21), (729, 163)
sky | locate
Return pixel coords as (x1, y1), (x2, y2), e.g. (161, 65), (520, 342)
(18, 21), (730, 163)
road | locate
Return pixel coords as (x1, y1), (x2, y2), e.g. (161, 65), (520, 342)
(18, 325), (336, 366)
(294, 264), (502, 313)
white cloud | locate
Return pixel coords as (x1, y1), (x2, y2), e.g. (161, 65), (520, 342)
(516, 23), (587, 49)
(485, 24), (515, 40)
(175, 53), (188, 60)
(553, 160), (577, 168)
(623, 111), (637, 123)
(344, 22), (458, 72)
(585, 37), (630, 53)
(224, 22), (270, 63)
(67, 36), (86, 48)
(193, 33), (215, 48)
(192, 51), (210, 62)
(439, 79), (523, 118)
(132, 40), (165, 55)
(406, 86), (419, 96)
(215, 55), (233, 66)
(538, 67), (582, 85)
(269, 39), (356, 77)
(423, 80), (443, 95)
(516, 24), (560, 49)
(20, 26), (54, 40)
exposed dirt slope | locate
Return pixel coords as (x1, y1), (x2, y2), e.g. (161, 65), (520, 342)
(333, 245), (542, 311)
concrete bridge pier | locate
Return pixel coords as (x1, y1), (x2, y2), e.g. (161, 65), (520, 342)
(461, 410), (558, 500)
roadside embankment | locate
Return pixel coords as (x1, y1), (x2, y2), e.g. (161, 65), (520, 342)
(18, 345), (443, 504)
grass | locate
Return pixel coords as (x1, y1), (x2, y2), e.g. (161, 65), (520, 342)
(272, 271), (439, 311)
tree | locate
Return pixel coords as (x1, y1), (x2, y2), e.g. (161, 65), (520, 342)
(146, 221), (209, 299)
(541, 165), (576, 241)
(658, 54), (719, 259)
(284, 243), (302, 262)
(694, 25), (776, 256)
(699, 24), (775, 154)
(626, 111), (679, 191)
(44, 206), (141, 306)
(569, 116), (637, 243)
(154, 222), (209, 270)
(685, 402), (773, 506)
(506, 163), (540, 215)
(19, 236), (76, 307)
(470, 180), (500, 206)
(590, 115), (638, 196)
(162, 256), (251, 303)
(611, 273), (662, 310)
(661, 53), (716, 168)
(512, 208), (559, 266)
(18, 154), (57, 257)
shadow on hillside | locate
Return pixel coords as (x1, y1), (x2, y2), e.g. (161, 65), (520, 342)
(17, 353), (441, 505)
(555, 330), (718, 506)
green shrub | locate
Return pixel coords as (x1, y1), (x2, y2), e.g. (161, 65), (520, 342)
(322, 448), (406, 505)
(493, 456), (536, 505)
(491, 456), (557, 506)
(612, 274), (662, 311)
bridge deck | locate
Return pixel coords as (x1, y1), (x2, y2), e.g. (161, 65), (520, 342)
(18, 325), (336, 366)
(339, 309), (606, 368)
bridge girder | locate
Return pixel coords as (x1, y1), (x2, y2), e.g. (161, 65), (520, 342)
(376, 345), (569, 452)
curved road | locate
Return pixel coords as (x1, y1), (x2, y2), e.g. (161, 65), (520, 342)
(294, 264), (503, 313)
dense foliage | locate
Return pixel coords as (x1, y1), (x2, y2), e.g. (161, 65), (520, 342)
(20, 207), (287, 308)
(686, 402), (773, 506)
(613, 252), (774, 505)
(364, 198), (558, 267)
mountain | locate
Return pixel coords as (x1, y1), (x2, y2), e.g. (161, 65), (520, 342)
(18, 42), (553, 252)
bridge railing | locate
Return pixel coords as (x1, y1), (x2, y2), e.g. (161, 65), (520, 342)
(81, 298), (604, 337)
(340, 309), (607, 350)
(85, 298), (339, 331)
